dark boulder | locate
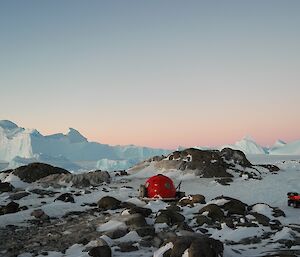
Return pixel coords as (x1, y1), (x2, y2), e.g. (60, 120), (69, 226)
(117, 242), (138, 252)
(88, 245), (111, 257)
(105, 228), (128, 239)
(214, 196), (248, 215)
(188, 237), (224, 257)
(121, 202), (152, 217)
(0, 201), (20, 215)
(29, 189), (58, 197)
(136, 226), (155, 237)
(220, 148), (252, 167)
(11, 163), (70, 183)
(215, 178), (233, 186)
(0, 182), (14, 192)
(30, 209), (50, 220)
(170, 237), (194, 257)
(55, 193), (75, 203)
(97, 196), (122, 210)
(9, 191), (30, 200)
(195, 215), (213, 226)
(125, 213), (148, 229)
(199, 204), (224, 221)
(155, 209), (185, 226)
(178, 194), (206, 207)
(250, 212), (270, 226)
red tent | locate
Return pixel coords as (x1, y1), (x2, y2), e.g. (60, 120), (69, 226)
(145, 174), (176, 199)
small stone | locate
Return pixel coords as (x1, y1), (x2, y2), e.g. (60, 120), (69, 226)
(55, 193), (75, 203)
(31, 209), (46, 219)
(97, 196), (121, 210)
(125, 213), (147, 229)
(88, 245), (111, 257)
(9, 191), (30, 200)
(117, 242), (138, 252)
(195, 215), (212, 226)
(198, 204), (224, 221)
(135, 226), (155, 237)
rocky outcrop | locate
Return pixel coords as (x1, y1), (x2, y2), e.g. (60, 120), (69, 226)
(10, 163), (70, 183)
(131, 148), (277, 178)
(0, 182), (14, 193)
(37, 170), (110, 188)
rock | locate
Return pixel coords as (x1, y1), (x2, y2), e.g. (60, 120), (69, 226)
(115, 170), (128, 176)
(191, 194), (206, 204)
(220, 148), (252, 167)
(125, 213), (147, 229)
(63, 170), (111, 187)
(223, 217), (235, 229)
(55, 193), (75, 203)
(155, 148), (234, 177)
(29, 189), (58, 197)
(88, 245), (111, 257)
(0, 201), (19, 215)
(257, 164), (280, 172)
(124, 204), (152, 217)
(0, 182), (14, 193)
(30, 209), (49, 220)
(170, 237), (194, 257)
(38, 170), (111, 188)
(215, 178), (233, 186)
(31, 209), (45, 218)
(214, 196), (247, 215)
(9, 191), (30, 200)
(269, 219), (282, 230)
(97, 196), (121, 210)
(178, 194), (205, 207)
(188, 237), (224, 257)
(272, 207), (285, 217)
(135, 226), (155, 237)
(198, 204), (224, 221)
(11, 162), (70, 183)
(117, 242), (138, 252)
(155, 210), (185, 226)
(176, 222), (194, 232)
(250, 212), (270, 226)
(166, 204), (181, 212)
(105, 228), (128, 239)
(237, 236), (261, 245)
(133, 148), (256, 178)
(195, 215), (213, 226)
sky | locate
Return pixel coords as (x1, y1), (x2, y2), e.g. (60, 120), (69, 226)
(1, 1), (300, 149)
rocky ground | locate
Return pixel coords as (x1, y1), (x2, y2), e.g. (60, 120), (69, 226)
(0, 151), (299, 257)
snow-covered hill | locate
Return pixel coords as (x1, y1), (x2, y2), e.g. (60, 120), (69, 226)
(0, 120), (170, 171)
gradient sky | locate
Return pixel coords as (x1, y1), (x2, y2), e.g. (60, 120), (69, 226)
(1, 1), (300, 149)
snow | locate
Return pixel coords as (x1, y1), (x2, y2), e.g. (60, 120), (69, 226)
(97, 220), (127, 232)
(1, 173), (30, 188)
(251, 203), (274, 219)
(211, 224), (270, 242)
(272, 227), (295, 241)
(0, 136), (300, 257)
(114, 231), (141, 243)
(153, 242), (173, 257)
